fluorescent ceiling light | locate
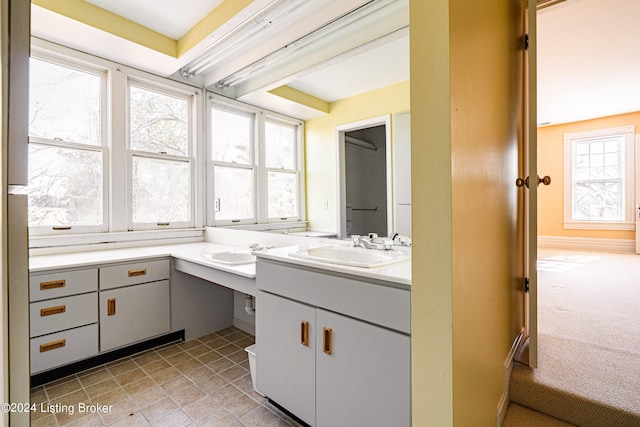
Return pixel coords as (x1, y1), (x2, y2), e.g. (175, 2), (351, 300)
(213, 0), (408, 97)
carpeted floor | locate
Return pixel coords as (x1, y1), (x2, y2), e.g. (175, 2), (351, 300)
(508, 249), (640, 426)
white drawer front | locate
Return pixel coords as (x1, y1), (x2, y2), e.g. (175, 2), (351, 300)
(30, 269), (98, 302)
(99, 259), (170, 290)
(30, 293), (98, 338)
(30, 324), (98, 374)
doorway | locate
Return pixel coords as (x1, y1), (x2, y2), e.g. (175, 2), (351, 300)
(336, 115), (392, 239)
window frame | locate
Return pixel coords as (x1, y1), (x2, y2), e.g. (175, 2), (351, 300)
(27, 54), (109, 236)
(126, 80), (196, 231)
(208, 95), (305, 227)
(563, 125), (635, 230)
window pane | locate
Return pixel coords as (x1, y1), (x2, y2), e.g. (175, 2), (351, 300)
(574, 181), (621, 221)
(130, 86), (188, 156)
(214, 166), (253, 220)
(26, 144), (103, 227)
(29, 58), (101, 145)
(268, 171), (298, 218)
(132, 157), (190, 223)
(211, 108), (252, 163)
(265, 121), (296, 169)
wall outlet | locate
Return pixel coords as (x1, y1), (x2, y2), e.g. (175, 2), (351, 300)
(322, 200), (329, 210)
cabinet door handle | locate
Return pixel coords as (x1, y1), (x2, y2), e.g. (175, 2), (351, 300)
(40, 339), (66, 353)
(300, 321), (309, 346)
(40, 279), (66, 290)
(323, 327), (333, 355)
(40, 305), (66, 317)
(128, 268), (147, 277)
(107, 298), (116, 316)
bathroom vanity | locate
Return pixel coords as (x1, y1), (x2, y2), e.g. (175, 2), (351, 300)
(254, 244), (411, 427)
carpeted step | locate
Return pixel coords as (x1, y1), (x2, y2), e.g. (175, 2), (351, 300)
(510, 337), (640, 427)
(503, 403), (575, 427)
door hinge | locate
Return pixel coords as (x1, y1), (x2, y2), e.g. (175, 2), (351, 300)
(523, 277), (530, 293)
(524, 33), (529, 50)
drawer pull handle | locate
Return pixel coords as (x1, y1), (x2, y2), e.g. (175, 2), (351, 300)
(301, 321), (309, 347)
(40, 279), (66, 290)
(40, 305), (66, 317)
(323, 327), (333, 355)
(40, 339), (66, 353)
(107, 298), (116, 316)
(128, 268), (147, 277)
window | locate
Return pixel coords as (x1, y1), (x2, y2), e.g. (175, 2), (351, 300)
(26, 43), (200, 242)
(564, 125), (635, 230)
(26, 56), (107, 234)
(128, 83), (194, 229)
(209, 97), (303, 226)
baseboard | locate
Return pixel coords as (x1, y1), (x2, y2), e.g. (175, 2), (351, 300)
(496, 328), (525, 427)
(233, 317), (255, 336)
(538, 235), (635, 253)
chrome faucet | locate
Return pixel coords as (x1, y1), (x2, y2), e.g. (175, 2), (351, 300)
(351, 235), (394, 250)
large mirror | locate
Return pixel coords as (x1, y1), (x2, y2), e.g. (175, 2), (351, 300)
(197, 0), (410, 238)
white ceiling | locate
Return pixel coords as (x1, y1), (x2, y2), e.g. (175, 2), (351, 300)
(537, 0), (640, 125)
(85, 0), (224, 39)
(287, 34), (409, 103)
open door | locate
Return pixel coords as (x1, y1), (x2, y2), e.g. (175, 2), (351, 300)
(525, 0), (539, 368)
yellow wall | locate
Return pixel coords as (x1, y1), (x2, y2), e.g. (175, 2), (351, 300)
(304, 81), (410, 232)
(538, 111), (640, 240)
(411, 0), (525, 425)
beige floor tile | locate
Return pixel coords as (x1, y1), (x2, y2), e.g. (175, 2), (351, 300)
(107, 359), (138, 376)
(240, 406), (281, 427)
(223, 332), (246, 343)
(219, 365), (248, 382)
(239, 360), (250, 371)
(197, 333), (220, 344)
(182, 365), (214, 384)
(85, 378), (120, 400)
(50, 389), (90, 407)
(133, 350), (162, 366)
(148, 366), (183, 385)
(141, 359), (171, 375)
(177, 340), (201, 351)
(205, 337), (230, 350)
(182, 395), (222, 423)
(185, 344), (210, 358)
(207, 357), (234, 373)
(210, 384), (242, 406)
(45, 377), (82, 400)
(62, 413), (103, 427)
(78, 367), (112, 388)
(196, 405), (237, 427)
(89, 386), (128, 406)
(97, 397), (138, 425)
(114, 367), (149, 387)
(216, 328), (236, 337)
(107, 411), (149, 427)
(30, 414), (57, 427)
(196, 350), (223, 365)
(195, 374), (228, 395)
(232, 374), (254, 393)
(246, 389), (268, 404)
(234, 337), (255, 348)
(140, 397), (179, 423)
(164, 351), (193, 366)
(149, 408), (192, 427)
(168, 383), (205, 408)
(160, 376), (193, 395)
(31, 387), (48, 405)
(129, 384), (168, 409)
(226, 350), (248, 364)
(174, 359), (204, 375)
(122, 376), (156, 396)
(216, 344), (241, 356)
(155, 344), (183, 359)
(224, 393), (260, 418)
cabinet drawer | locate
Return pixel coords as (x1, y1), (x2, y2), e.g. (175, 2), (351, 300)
(99, 259), (170, 290)
(30, 269), (98, 302)
(30, 293), (98, 338)
(30, 324), (98, 374)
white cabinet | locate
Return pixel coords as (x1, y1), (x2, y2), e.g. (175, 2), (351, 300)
(29, 258), (171, 373)
(315, 309), (410, 427)
(100, 280), (170, 351)
(257, 292), (316, 426)
(257, 290), (410, 427)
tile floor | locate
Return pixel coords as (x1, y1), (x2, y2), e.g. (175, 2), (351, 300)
(30, 327), (302, 427)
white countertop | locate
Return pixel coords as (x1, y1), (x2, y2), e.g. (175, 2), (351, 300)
(29, 237), (411, 287)
(29, 242), (257, 278)
(254, 243), (411, 287)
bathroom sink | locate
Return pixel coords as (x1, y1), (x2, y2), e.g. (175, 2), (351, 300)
(200, 251), (256, 265)
(289, 245), (410, 268)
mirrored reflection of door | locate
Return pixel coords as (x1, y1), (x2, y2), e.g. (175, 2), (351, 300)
(345, 125), (388, 237)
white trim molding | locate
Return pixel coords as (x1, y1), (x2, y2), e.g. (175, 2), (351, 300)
(496, 328), (525, 427)
(538, 235), (635, 253)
